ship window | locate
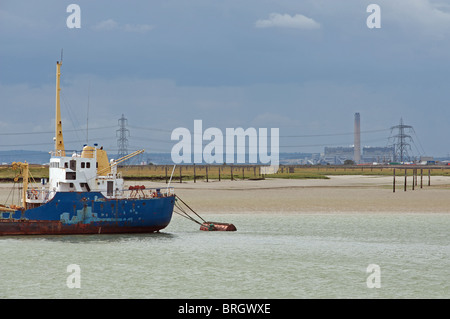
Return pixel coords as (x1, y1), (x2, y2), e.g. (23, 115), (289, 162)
(70, 160), (76, 171)
(66, 172), (76, 180)
(86, 162), (90, 168)
(69, 183), (74, 188)
(64, 162), (68, 168)
(107, 181), (113, 196)
(81, 162), (85, 168)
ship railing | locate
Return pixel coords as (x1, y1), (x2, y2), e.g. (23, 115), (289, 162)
(26, 188), (50, 203)
(50, 149), (82, 157)
(103, 172), (122, 179)
(123, 186), (175, 199)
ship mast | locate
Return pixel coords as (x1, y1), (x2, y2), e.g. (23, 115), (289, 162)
(55, 58), (65, 156)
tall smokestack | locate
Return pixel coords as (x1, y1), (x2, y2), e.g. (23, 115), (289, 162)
(354, 113), (361, 164)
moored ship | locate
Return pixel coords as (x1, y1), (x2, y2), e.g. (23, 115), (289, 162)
(0, 59), (175, 235)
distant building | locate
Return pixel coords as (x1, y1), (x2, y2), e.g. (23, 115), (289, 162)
(322, 145), (394, 164)
(362, 146), (394, 163)
(323, 146), (354, 164)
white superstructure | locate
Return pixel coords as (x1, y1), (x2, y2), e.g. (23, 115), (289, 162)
(48, 146), (124, 201)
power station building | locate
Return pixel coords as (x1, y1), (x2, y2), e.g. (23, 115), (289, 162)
(323, 146), (355, 164)
(362, 146), (394, 163)
(323, 145), (394, 164)
(322, 113), (394, 164)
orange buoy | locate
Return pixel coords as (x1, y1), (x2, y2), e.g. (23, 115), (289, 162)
(200, 221), (237, 231)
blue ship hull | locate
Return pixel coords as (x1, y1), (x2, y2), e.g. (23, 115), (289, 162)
(0, 192), (175, 235)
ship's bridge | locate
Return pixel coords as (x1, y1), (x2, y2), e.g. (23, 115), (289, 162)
(48, 145), (123, 200)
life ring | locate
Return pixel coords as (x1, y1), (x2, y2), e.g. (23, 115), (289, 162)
(31, 189), (38, 200)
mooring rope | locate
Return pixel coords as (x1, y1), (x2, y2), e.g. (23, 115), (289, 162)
(174, 207), (203, 225)
(173, 195), (206, 226)
(175, 195), (206, 223)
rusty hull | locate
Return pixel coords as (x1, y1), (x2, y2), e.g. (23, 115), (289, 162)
(0, 219), (168, 236)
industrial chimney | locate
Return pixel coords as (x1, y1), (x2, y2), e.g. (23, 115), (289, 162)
(354, 113), (361, 164)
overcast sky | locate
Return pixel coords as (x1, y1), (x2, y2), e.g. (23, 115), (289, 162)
(1, 0), (450, 158)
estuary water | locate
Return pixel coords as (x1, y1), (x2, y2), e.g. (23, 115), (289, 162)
(0, 212), (449, 299)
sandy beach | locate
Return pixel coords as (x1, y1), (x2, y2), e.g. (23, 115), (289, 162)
(1, 175), (450, 214)
(164, 175), (450, 214)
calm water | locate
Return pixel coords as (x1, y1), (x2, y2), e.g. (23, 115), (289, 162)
(0, 213), (449, 298)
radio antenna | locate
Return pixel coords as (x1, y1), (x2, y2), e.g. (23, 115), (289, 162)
(86, 81), (90, 144)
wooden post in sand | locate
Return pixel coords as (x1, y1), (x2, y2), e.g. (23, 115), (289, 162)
(420, 169), (423, 188)
(193, 164), (196, 183)
(404, 168), (407, 191)
(231, 165), (234, 181)
(206, 165), (209, 182)
(428, 169), (431, 186)
(179, 166), (182, 183)
(415, 169), (418, 187)
(393, 168), (396, 193)
(412, 169), (415, 190)
(218, 166), (221, 181)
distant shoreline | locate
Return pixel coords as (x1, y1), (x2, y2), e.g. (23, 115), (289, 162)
(2, 164), (450, 182)
(165, 175), (450, 214)
(1, 175), (450, 215)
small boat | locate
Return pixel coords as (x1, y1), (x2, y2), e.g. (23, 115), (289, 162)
(199, 221), (237, 231)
